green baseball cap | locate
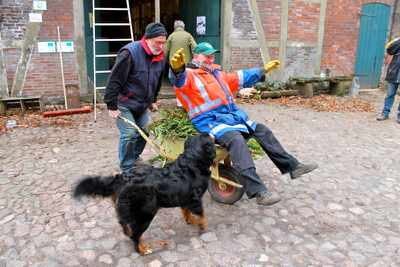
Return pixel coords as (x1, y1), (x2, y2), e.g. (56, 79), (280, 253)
(194, 42), (220, 55)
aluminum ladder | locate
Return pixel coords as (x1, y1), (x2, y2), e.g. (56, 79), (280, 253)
(92, 0), (134, 121)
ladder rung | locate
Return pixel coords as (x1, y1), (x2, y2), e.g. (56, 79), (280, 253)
(94, 23), (131, 26)
(94, 7), (129, 11)
(94, 38), (132, 42)
(95, 54), (118, 58)
(95, 70), (111, 74)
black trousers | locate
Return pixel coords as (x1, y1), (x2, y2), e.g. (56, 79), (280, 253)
(217, 123), (300, 198)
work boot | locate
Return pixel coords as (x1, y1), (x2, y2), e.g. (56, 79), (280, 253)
(256, 190), (281, 206)
(290, 163), (318, 179)
(133, 158), (150, 167)
(377, 114), (389, 121)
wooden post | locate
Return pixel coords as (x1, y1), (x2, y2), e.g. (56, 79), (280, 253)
(155, 0), (160, 23)
(329, 81), (345, 96)
(294, 82), (313, 98)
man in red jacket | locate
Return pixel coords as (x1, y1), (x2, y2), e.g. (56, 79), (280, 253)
(169, 43), (318, 206)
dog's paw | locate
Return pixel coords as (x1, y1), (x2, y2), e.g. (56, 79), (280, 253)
(186, 216), (197, 226)
(139, 242), (153, 255)
(143, 248), (153, 255)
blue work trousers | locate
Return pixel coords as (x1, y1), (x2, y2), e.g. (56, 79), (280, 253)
(116, 106), (148, 172)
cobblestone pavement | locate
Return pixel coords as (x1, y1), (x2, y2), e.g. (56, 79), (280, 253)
(1, 91), (400, 267)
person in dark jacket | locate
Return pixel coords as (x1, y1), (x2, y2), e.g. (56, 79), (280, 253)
(103, 23), (167, 172)
(377, 37), (400, 123)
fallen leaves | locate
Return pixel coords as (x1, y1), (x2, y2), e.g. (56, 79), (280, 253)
(237, 94), (374, 112)
(0, 104), (94, 134)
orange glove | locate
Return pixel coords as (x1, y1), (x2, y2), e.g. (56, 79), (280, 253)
(265, 60), (280, 73)
(170, 48), (185, 70)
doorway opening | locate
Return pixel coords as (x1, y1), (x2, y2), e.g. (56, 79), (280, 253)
(84, 0), (221, 98)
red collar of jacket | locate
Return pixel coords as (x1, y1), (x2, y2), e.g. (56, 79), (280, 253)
(141, 37), (165, 64)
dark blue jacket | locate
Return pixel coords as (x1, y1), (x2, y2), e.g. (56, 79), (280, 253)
(386, 38), (400, 83)
(104, 38), (165, 113)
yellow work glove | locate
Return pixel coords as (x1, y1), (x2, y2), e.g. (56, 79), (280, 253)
(265, 60), (280, 73)
(170, 48), (186, 70)
(386, 37), (400, 49)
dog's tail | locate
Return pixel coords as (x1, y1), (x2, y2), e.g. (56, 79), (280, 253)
(73, 175), (124, 199)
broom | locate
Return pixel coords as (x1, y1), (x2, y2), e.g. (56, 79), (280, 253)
(43, 26), (91, 118)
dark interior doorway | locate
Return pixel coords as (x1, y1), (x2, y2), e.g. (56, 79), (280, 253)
(84, 0), (221, 97)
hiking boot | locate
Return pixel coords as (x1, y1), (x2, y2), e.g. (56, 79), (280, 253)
(133, 158), (150, 167)
(290, 163), (318, 179)
(256, 190), (281, 206)
(377, 114), (389, 121)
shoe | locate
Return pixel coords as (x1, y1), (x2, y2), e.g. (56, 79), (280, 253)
(398, 117), (400, 124)
(290, 163), (318, 179)
(377, 114), (389, 121)
(256, 190), (281, 206)
(133, 158), (150, 167)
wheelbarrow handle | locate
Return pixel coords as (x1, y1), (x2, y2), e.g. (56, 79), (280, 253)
(118, 115), (162, 155)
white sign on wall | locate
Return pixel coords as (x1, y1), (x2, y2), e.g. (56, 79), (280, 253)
(29, 13), (42, 22)
(197, 16), (206, 35)
(37, 41), (56, 53)
(57, 41), (75, 53)
(33, 1), (47, 10)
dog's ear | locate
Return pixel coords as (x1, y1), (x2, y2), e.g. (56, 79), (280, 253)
(198, 133), (216, 161)
(183, 135), (195, 150)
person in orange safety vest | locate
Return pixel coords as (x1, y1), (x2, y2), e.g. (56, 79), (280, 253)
(169, 42), (318, 206)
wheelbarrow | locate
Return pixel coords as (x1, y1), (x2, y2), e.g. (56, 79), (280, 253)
(118, 115), (245, 204)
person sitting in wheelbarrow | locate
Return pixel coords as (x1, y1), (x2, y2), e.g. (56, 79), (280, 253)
(168, 42), (318, 206)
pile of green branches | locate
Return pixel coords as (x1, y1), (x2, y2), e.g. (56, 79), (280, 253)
(147, 107), (199, 140)
(147, 107), (265, 160)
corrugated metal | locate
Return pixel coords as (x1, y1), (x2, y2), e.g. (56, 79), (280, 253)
(354, 3), (391, 88)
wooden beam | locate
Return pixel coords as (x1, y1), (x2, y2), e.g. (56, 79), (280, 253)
(11, 11), (43, 96)
(155, 0), (160, 23)
(73, 0), (90, 96)
(315, 0), (327, 76)
(278, 0), (289, 81)
(221, 0), (232, 72)
(249, 0), (274, 81)
(0, 32), (9, 98)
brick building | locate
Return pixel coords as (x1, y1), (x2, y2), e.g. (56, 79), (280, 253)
(0, 0), (399, 104)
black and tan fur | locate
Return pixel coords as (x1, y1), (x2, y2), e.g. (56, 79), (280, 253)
(73, 133), (216, 254)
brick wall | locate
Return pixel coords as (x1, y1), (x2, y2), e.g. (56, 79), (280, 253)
(2, 0), (400, 102)
(1, 0), (78, 103)
(230, 47), (264, 72)
(0, 0), (31, 40)
(24, 0), (77, 103)
(231, 0), (258, 40)
(230, 0), (400, 84)
(321, 0), (362, 77)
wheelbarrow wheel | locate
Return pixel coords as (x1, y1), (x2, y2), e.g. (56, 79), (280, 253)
(208, 164), (244, 205)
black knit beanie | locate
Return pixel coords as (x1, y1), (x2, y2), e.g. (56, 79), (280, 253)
(144, 23), (168, 39)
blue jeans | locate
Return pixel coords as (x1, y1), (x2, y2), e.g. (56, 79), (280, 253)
(382, 82), (400, 117)
(116, 106), (149, 172)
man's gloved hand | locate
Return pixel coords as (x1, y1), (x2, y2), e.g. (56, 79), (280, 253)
(265, 60), (280, 73)
(170, 48), (185, 70)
